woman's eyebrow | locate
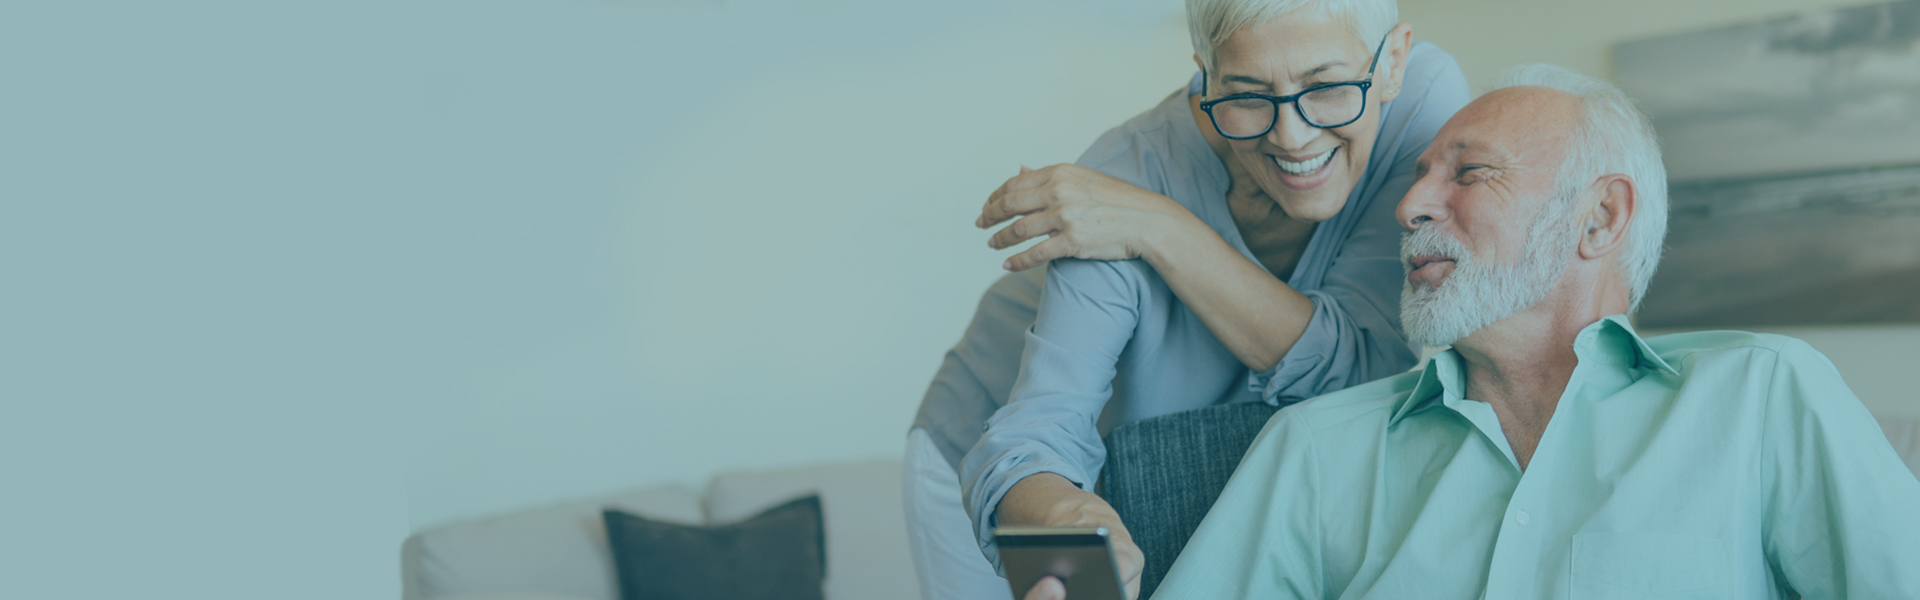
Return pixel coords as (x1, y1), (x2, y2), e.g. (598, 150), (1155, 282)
(1221, 74), (1273, 89)
(1221, 60), (1353, 90)
(1299, 60), (1348, 79)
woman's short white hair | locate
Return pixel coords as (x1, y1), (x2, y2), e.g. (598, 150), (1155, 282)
(1494, 64), (1669, 312)
(1187, 0), (1399, 73)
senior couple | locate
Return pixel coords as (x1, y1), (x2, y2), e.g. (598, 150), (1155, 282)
(906, 0), (1920, 598)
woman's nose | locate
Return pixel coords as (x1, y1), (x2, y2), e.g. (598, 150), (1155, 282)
(1266, 103), (1319, 151)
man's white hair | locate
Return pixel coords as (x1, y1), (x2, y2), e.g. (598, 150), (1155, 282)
(1493, 64), (1669, 311)
(1187, 0), (1399, 74)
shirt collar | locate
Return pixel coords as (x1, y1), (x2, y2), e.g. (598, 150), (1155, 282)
(1389, 314), (1678, 425)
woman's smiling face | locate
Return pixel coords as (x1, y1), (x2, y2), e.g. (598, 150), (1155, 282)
(1208, 12), (1403, 222)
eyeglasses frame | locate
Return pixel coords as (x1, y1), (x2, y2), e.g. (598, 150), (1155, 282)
(1197, 33), (1392, 139)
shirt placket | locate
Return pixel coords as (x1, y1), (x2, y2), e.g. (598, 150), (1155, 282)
(1465, 356), (1606, 600)
(1480, 472), (1547, 598)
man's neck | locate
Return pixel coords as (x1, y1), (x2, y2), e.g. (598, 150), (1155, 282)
(1450, 283), (1627, 470)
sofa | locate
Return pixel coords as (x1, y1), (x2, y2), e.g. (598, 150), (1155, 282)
(401, 459), (919, 600)
(401, 414), (1920, 600)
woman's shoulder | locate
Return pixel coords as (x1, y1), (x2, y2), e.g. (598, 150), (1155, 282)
(1075, 83), (1232, 231)
(1074, 86), (1195, 190)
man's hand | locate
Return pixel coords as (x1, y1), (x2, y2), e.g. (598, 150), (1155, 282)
(999, 474), (1146, 600)
(977, 164), (1205, 272)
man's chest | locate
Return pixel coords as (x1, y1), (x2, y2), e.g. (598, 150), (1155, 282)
(1327, 387), (1772, 599)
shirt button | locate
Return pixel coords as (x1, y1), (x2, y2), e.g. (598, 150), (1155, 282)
(1515, 511), (1531, 525)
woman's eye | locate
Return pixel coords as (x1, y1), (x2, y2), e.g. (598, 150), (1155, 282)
(1455, 165), (1488, 183)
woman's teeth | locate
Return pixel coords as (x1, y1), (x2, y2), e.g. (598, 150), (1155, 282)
(1272, 150), (1334, 175)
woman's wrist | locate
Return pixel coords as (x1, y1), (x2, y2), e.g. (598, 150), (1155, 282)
(1001, 473), (1121, 529)
(1138, 210), (1219, 273)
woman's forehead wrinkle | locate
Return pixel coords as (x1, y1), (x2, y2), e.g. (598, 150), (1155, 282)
(1214, 17), (1367, 91)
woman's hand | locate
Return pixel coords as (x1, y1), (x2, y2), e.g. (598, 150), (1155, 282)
(978, 164), (1205, 272)
(999, 473), (1146, 600)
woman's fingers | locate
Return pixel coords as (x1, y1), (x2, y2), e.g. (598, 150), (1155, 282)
(1023, 575), (1067, 600)
(980, 165), (1071, 228)
(980, 169), (1040, 227)
(989, 211), (1060, 250)
(1114, 537), (1145, 600)
(1003, 237), (1071, 272)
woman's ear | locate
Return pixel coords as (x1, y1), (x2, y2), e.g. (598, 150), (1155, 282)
(1192, 53), (1207, 96)
(1377, 22), (1414, 103)
(1578, 174), (1637, 261)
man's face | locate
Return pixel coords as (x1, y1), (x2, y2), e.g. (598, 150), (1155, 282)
(1394, 87), (1583, 347)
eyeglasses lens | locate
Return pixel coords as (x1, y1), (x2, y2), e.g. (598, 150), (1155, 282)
(1211, 85), (1367, 138)
(1300, 86), (1364, 127)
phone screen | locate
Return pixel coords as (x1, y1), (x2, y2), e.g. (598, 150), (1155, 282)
(995, 528), (1126, 600)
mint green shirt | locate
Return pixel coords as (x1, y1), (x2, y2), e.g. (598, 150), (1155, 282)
(1154, 315), (1920, 599)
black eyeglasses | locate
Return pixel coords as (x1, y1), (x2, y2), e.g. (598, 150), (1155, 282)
(1199, 33), (1390, 139)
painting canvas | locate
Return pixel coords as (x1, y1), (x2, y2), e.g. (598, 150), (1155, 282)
(1613, 0), (1920, 328)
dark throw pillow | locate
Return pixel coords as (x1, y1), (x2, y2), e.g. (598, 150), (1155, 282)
(602, 494), (826, 600)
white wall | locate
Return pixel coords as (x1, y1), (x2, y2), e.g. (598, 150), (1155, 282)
(398, 0), (1198, 531)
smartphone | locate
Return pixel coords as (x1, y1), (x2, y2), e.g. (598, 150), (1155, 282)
(994, 527), (1126, 600)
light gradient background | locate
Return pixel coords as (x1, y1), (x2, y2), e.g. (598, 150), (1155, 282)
(3, 0), (1913, 598)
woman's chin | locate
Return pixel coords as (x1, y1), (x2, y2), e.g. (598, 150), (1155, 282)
(1263, 184), (1348, 222)
(1280, 198), (1345, 222)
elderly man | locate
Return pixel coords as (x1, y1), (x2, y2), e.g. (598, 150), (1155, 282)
(1130, 64), (1920, 599)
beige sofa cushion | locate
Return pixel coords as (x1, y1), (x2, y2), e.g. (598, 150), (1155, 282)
(1880, 413), (1920, 482)
(402, 485), (703, 600)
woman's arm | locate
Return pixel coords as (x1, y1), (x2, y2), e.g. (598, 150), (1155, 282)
(979, 164), (1310, 372)
(1139, 184), (1315, 373)
(957, 257), (1145, 596)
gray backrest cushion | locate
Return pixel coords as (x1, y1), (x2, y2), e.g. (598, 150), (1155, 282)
(1099, 402), (1280, 600)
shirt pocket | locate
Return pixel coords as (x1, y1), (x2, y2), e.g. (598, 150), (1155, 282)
(1570, 532), (1732, 600)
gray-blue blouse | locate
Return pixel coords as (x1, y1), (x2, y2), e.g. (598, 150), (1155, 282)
(911, 42), (1469, 565)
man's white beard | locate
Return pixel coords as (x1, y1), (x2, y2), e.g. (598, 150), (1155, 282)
(1400, 205), (1577, 349)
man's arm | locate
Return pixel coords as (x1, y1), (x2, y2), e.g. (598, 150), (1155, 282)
(1762, 340), (1920, 598)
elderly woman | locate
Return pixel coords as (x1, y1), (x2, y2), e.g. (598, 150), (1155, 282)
(905, 1), (1468, 599)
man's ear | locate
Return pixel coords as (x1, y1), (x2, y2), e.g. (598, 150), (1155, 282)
(1578, 174), (1636, 261)
(1377, 23), (1415, 103)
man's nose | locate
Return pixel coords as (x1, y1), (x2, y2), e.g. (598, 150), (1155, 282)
(1397, 170), (1447, 232)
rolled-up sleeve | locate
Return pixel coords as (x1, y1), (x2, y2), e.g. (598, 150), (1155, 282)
(957, 257), (1145, 569)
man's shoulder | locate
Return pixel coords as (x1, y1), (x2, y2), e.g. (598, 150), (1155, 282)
(1644, 329), (1808, 370)
(1274, 370), (1423, 434)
